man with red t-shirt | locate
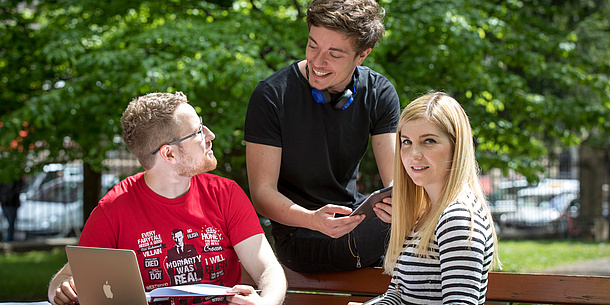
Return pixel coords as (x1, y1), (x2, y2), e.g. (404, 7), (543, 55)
(48, 92), (286, 305)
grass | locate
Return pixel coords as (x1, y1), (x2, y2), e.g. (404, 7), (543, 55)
(0, 247), (67, 302)
(1, 240), (609, 301)
(498, 240), (610, 272)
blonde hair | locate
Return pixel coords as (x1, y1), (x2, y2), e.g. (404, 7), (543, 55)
(120, 92), (188, 169)
(383, 92), (500, 273)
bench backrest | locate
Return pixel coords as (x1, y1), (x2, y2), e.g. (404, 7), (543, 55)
(487, 272), (610, 304)
(242, 265), (610, 304)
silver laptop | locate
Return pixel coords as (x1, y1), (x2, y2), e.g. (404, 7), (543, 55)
(65, 245), (149, 305)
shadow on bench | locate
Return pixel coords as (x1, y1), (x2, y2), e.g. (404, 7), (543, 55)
(242, 265), (610, 304)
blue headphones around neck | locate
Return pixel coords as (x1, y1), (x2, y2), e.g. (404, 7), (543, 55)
(307, 64), (359, 110)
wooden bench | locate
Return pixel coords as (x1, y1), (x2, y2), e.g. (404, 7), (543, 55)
(242, 265), (610, 304)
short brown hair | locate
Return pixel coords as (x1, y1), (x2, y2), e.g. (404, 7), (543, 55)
(120, 92), (188, 169)
(306, 0), (386, 54)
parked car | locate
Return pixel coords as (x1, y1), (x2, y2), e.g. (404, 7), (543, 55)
(498, 192), (578, 238)
(1, 164), (118, 239)
(516, 179), (579, 198)
(495, 179), (580, 238)
(487, 179), (528, 231)
(15, 177), (84, 237)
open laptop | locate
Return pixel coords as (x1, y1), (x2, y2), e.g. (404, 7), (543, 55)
(65, 245), (149, 305)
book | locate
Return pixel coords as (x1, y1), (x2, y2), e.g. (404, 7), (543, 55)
(147, 283), (237, 299)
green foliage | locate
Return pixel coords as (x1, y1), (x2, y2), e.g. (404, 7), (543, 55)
(0, 0), (307, 186)
(376, 0), (610, 181)
(0, 248), (67, 301)
(0, 0), (608, 188)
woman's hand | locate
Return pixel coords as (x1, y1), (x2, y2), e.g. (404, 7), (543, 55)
(373, 197), (392, 223)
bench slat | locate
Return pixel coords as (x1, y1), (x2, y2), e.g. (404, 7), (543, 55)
(286, 294), (371, 304)
(242, 266), (390, 295)
(280, 266), (390, 294)
(487, 272), (610, 304)
(242, 265), (610, 304)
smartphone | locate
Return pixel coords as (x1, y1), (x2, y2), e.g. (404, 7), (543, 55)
(362, 294), (385, 305)
(349, 186), (392, 218)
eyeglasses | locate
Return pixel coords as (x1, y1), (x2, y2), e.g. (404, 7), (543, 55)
(151, 116), (205, 155)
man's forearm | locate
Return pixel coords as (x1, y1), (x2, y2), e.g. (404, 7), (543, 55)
(257, 263), (287, 305)
(252, 187), (314, 229)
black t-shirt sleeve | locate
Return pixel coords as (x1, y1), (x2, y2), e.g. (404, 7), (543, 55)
(244, 81), (283, 147)
(370, 74), (400, 136)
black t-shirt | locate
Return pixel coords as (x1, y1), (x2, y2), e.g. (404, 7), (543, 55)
(0, 179), (23, 207)
(244, 60), (400, 234)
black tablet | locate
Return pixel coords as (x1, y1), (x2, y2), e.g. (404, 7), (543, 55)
(349, 186), (393, 218)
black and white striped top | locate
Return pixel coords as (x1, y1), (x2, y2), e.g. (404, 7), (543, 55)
(379, 191), (494, 305)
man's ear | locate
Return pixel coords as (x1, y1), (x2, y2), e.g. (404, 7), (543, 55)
(357, 48), (372, 65)
(159, 145), (177, 164)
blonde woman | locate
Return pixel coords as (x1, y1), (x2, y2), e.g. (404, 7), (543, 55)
(355, 92), (500, 304)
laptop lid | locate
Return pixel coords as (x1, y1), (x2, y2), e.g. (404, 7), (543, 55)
(65, 245), (149, 305)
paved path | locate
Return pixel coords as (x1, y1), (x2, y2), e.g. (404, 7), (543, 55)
(541, 257), (610, 276)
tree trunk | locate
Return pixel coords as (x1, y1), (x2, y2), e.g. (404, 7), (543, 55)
(578, 144), (607, 241)
(83, 163), (102, 229)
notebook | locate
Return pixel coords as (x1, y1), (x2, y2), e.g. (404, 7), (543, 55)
(65, 245), (150, 305)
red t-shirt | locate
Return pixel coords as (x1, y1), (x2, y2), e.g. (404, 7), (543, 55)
(78, 172), (263, 303)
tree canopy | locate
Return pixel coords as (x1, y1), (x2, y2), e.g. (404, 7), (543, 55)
(1, 0), (609, 189)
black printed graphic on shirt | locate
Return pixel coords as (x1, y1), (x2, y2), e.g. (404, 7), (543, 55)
(165, 228), (204, 286)
(201, 226), (225, 253)
(137, 230), (167, 284)
(200, 226), (227, 282)
(137, 229), (166, 257)
(144, 257), (160, 268)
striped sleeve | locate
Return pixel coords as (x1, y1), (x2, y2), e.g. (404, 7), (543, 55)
(436, 202), (489, 304)
(381, 192), (494, 304)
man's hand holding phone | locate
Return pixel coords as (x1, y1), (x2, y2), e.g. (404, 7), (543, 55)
(311, 204), (365, 239)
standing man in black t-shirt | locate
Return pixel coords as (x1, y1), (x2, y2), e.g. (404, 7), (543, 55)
(244, 0), (400, 273)
(1, 177), (23, 242)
